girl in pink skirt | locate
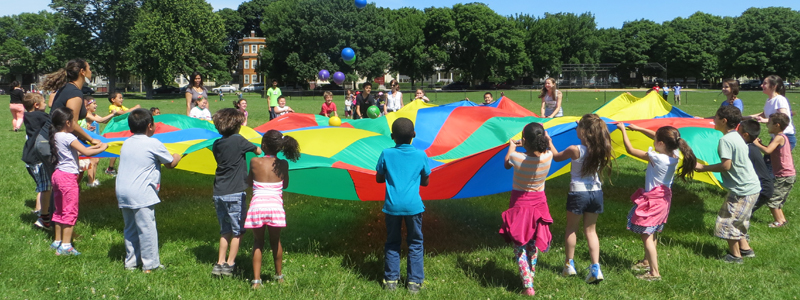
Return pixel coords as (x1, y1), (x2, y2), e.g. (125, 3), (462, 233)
(246, 130), (300, 288)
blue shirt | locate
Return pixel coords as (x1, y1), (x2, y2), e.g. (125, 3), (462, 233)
(376, 144), (431, 215)
(674, 86), (681, 95)
(720, 98), (744, 113)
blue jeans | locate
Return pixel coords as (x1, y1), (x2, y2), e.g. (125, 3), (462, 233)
(384, 213), (424, 284)
(213, 192), (246, 236)
(786, 133), (796, 150)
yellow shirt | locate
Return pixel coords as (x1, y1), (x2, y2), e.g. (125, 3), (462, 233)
(109, 104), (129, 114)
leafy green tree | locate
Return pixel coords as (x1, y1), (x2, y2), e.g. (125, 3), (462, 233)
(259, 0), (393, 87)
(720, 7), (800, 78)
(387, 8), (432, 87)
(237, 0), (277, 37)
(217, 8), (245, 76)
(0, 12), (60, 80)
(516, 12), (599, 78)
(50, 0), (139, 92)
(127, 0), (229, 98)
(599, 20), (662, 86)
(422, 7), (458, 78)
(656, 12), (729, 82)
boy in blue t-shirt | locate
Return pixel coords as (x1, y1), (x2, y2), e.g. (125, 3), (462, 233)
(375, 117), (431, 293)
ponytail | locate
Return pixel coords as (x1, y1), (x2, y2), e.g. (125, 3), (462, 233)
(280, 135), (300, 162)
(40, 59), (89, 91)
(261, 130), (301, 180)
(676, 138), (697, 181)
(764, 75), (786, 97)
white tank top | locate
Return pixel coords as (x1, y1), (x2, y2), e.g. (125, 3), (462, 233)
(570, 145), (602, 191)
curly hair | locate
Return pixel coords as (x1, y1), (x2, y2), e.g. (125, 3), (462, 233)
(522, 122), (549, 153)
(261, 130), (301, 180)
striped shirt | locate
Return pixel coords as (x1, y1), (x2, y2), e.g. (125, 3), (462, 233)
(508, 151), (553, 192)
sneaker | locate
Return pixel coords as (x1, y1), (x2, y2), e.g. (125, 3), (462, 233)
(562, 259), (577, 277)
(407, 282), (421, 294)
(631, 260), (651, 272)
(211, 263), (224, 276)
(56, 245), (81, 256)
(34, 218), (51, 229)
(125, 266), (139, 271)
(523, 287), (536, 296)
(50, 241), (61, 250)
(105, 168), (117, 176)
(722, 253), (743, 264)
(87, 180), (100, 188)
(383, 280), (398, 291)
(220, 263), (234, 276)
(585, 263), (604, 284)
(143, 265), (167, 273)
(740, 248), (756, 258)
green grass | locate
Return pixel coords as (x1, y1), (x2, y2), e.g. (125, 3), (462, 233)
(1, 90), (799, 299)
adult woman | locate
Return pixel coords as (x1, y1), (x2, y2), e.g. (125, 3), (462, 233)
(698, 79), (743, 119)
(185, 71), (208, 116)
(746, 75), (795, 150)
(384, 79), (403, 114)
(539, 78), (563, 118)
(41, 58), (99, 145)
(8, 80), (24, 132)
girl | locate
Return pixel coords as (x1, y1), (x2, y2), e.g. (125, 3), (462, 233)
(79, 97), (116, 187)
(499, 122), (554, 296)
(413, 89), (430, 103)
(49, 107), (108, 255)
(246, 130), (300, 288)
(190, 97), (211, 120)
(616, 123), (696, 281)
(344, 89), (353, 118)
(385, 79), (403, 113)
(9, 80), (24, 132)
(234, 99), (248, 126)
(699, 79), (743, 119)
(539, 78), (563, 118)
(550, 114), (614, 284)
(746, 75), (795, 150)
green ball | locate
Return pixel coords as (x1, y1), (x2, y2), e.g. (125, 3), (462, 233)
(367, 105), (381, 119)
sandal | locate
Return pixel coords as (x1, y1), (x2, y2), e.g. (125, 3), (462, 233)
(769, 221), (787, 228)
(635, 272), (662, 281)
(273, 274), (284, 283)
(631, 260), (650, 272)
(251, 279), (263, 289)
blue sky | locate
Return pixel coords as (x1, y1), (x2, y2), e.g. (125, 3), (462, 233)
(6, 0), (799, 28)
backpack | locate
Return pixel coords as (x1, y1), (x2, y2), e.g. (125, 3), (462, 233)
(21, 119), (53, 167)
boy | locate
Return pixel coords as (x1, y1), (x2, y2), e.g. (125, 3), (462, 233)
(21, 93), (53, 229)
(116, 109), (181, 272)
(267, 80), (281, 120)
(106, 92), (140, 176)
(273, 96), (294, 117)
(738, 120), (774, 215)
(753, 112), (795, 227)
(482, 92), (493, 105)
(211, 108), (262, 276)
(695, 106), (760, 263)
(355, 83), (376, 120)
(320, 91), (338, 117)
(150, 107), (161, 116)
(375, 117), (431, 293)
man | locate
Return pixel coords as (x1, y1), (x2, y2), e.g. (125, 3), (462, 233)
(266, 80), (281, 120)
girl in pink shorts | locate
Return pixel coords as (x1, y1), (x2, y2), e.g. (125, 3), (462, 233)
(49, 107), (108, 256)
(245, 130), (300, 288)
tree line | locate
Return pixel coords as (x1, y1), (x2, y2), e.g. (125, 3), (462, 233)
(1, 1), (798, 96)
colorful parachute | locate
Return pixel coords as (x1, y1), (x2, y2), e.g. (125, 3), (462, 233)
(93, 92), (724, 200)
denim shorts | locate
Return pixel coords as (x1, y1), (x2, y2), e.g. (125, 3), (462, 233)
(566, 190), (604, 214)
(213, 192), (246, 236)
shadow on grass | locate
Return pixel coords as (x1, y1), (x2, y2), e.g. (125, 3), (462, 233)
(455, 255), (518, 292)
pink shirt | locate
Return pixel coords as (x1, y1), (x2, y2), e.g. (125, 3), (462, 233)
(320, 102), (337, 116)
(771, 133), (796, 177)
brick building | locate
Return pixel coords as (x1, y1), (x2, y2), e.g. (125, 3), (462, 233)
(238, 31), (266, 87)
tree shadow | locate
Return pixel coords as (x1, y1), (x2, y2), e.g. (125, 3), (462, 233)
(455, 255), (519, 292)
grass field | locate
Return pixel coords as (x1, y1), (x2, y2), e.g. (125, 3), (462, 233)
(1, 89), (799, 299)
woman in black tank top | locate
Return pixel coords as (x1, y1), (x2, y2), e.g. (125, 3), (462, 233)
(41, 59), (98, 145)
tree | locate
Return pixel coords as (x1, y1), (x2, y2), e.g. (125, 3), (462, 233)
(50, 0), (139, 93)
(259, 0), (393, 87)
(656, 12), (729, 82)
(217, 8), (245, 77)
(720, 7), (800, 78)
(422, 7), (459, 78)
(127, 0), (229, 98)
(387, 8), (433, 87)
(237, 0), (277, 37)
(516, 12), (599, 78)
(599, 20), (662, 86)
(0, 12), (60, 80)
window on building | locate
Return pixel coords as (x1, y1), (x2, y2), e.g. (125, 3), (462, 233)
(244, 45), (249, 53)
(252, 45), (257, 53)
(259, 45), (264, 50)
(244, 75), (249, 84)
(244, 60), (249, 69)
(252, 74), (258, 83)
(251, 59), (257, 69)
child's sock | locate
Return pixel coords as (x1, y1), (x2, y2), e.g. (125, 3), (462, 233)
(60, 243), (72, 249)
(50, 240), (61, 249)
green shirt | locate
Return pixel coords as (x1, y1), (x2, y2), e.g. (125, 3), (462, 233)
(267, 87), (281, 107)
(718, 131), (761, 196)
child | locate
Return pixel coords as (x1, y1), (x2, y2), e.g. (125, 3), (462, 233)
(482, 92), (493, 105)
(617, 122), (696, 280)
(273, 96), (293, 117)
(376, 92), (386, 115)
(150, 107), (161, 116)
(234, 99), (248, 126)
(355, 83), (375, 119)
(550, 114), (614, 284)
(539, 78), (562, 118)
(190, 97), (212, 121)
(499, 122), (554, 296)
(106, 92), (140, 176)
(753, 112), (795, 227)
(738, 120), (774, 215)
(375, 117), (431, 293)
(80, 96), (116, 187)
(695, 106), (760, 264)
(344, 89), (353, 118)
(116, 108), (181, 272)
(413, 89), (430, 103)
(21, 93), (53, 228)
(246, 130), (300, 288)
(320, 91), (338, 117)
(674, 84), (681, 105)
(211, 108), (262, 276)
(49, 107), (108, 255)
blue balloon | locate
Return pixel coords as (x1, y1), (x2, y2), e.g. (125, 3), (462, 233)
(341, 47), (355, 61)
(355, 0), (367, 9)
(318, 69), (330, 80)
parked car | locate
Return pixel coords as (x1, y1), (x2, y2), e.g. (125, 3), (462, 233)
(740, 80), (761, 90)
(314, 83), (343, 90)
(242, 83), (264, 93)
(442, 81), (470, 90)
(212, 85), (238, 93)
(153, 85), (181, 94)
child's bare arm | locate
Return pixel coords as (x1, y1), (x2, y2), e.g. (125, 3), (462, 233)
(376, 174), (385, 183)
(71, 140), (108, 156)
(165, 153), (182, 169)
(696, 158), (731, 172)
(253, 146), (263, 156)
(754, 136), (783, 154)
(505, 139), (519, 169)
(616, 123), (649, 161)
(627, 124), (656, 139)
(281, 160), (290, 189)
(420, 172), (430, 187)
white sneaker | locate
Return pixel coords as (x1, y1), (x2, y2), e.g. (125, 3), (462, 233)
(87, 180), (100, 188)
(562, 259), (577, 277)
(585, 264), (604, 284)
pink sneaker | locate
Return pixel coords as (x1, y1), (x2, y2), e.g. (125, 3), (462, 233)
(523, 288), (536, 296)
